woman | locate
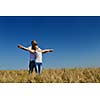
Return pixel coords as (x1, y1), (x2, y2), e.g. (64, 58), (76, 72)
(34, 44), (54, 74)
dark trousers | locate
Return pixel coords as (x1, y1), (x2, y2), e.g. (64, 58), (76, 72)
(29, 60), (36, 74)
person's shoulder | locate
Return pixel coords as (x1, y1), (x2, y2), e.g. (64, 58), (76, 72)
(28, 46), (32, 49)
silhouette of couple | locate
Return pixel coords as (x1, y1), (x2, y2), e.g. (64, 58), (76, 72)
(18, 40), (54, 74)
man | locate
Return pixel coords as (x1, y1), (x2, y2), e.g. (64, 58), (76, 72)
(18, 40), (54, 74)
(18, 40), (39, 74)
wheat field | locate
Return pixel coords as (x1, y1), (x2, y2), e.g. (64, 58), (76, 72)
(0, 67), (100, 83)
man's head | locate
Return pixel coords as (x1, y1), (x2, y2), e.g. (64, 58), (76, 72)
(31, 40), (38, 46)
(31, 40), (38, 50)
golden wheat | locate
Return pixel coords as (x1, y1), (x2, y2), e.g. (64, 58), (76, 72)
(0, 67), (100, 83)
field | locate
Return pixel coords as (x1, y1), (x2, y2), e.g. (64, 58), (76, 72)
(0, 67), (100, 83)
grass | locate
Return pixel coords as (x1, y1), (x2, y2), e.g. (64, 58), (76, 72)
(0, 67), (100, 83)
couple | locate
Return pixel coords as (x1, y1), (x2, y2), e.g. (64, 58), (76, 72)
(18, 40), (54, 74)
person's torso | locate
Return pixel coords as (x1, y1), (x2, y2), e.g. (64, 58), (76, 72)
(28, 46), (36, 61)
(28, 46), (42, 62)
(35, 51), (42, 63)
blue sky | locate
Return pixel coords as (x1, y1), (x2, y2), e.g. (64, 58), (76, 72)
(0, 16), (100, 70)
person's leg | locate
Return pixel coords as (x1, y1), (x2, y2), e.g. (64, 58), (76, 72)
(29, 61), (33, 74)
(38, 63), (42, 74)
(36, 63), (42, 74)
(29, 60), (35, 74)
(35, 63), (38, 73)
(33, 61), (37, 73)
(31, 60), (36, 72)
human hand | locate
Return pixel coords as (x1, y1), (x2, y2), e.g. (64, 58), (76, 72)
(49, 49), (54, 52)
(17, 45), (24, 49)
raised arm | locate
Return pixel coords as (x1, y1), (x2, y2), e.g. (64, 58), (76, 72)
(17, 44), (36, 53)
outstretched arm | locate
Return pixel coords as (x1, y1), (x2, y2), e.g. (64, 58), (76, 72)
(18, 45), (29, 51)
(17, 45), (36, 53)
(38, 49), (54, 54)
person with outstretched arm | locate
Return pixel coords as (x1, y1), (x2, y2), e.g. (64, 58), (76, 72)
(18, 40), (39, 74)
(33, 45), (54, 74)
(18, 40), (54, 74)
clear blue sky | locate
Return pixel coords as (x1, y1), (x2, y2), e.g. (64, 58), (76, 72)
(0, 16), (100, 70)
